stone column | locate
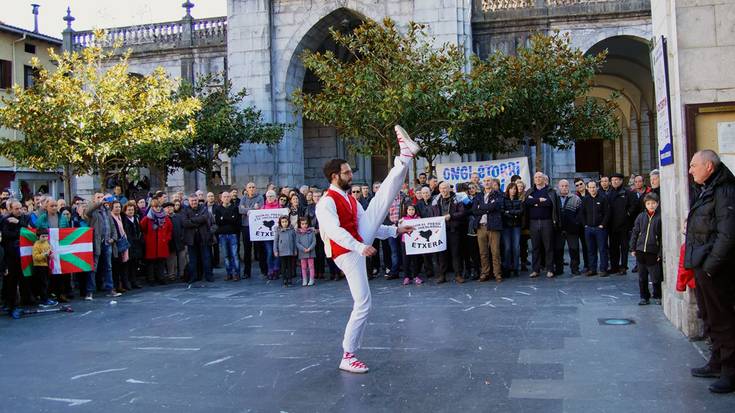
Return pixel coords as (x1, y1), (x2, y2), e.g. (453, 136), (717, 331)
(228, 0), (281, 188)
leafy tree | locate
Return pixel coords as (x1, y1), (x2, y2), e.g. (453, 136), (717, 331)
(292, 18), (505, 174)
(0, 30), (200, 195)
(495, 32), (620, 172)
(166, 72), (287, 189)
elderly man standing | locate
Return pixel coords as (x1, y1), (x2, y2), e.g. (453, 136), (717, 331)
(555, 179), (582, 276)
(649, 169), (661, 198)
(685, 150), (735, 394)
(524, 172), (560, 278)
(239, 182), (260, 279)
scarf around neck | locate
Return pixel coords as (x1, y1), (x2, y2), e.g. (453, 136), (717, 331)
(147, 208), (167, 230)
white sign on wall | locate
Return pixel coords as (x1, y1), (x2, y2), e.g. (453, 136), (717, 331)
(248, 208), (289, 241)
(718, 122), (735, 172)
(403, 217), (447, 255)
(435, 156), (531, 191)
(652, 35), (674, 166)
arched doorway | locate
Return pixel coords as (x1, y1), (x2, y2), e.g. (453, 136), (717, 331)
(284, 8), (375, 188)
(576, 36), (656, 177)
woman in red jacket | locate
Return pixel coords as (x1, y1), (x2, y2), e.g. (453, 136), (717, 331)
(140, 198), (173, 285)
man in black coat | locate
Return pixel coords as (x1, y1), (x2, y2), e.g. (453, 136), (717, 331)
(607, 173), (638, 274)
(579, 181), (610, 276)
(1, 201), (31, 318)
(165, 202), (187, 282)
(182, 193), (213, 284)
(555, 179), (582, 276)
(214, 191), (241, 281)
(524, 172), (561, 278)
(684, 150), (735, 393)
(432, 182), (466, 284)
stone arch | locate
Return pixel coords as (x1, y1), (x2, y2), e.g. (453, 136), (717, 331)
(278, 3), (389, 103)
(278, 6), (379, 186)
(565, 24), (651, 54)
(574, 33), (656, 176)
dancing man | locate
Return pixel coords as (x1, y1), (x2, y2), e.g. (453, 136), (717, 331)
(316, 125), (419, 373)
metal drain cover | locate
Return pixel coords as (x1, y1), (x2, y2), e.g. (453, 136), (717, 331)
(598, 318), (635, 325)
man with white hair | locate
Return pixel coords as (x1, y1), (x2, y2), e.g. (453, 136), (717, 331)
(316, 125), (417, 374)
(239, 182), (260, 279)
(649, 169), (660, 198)
(685, 150), (735, 393)
(523, 171), (560, 278)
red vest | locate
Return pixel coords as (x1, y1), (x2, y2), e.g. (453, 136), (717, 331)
(325, 189), (363, 259)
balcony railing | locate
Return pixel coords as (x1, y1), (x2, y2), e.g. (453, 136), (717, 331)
(71, 16), (226, 51)
(481, 0), (634, 11)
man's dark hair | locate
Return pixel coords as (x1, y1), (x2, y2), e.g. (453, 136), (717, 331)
(323, 159), (348, 182)
(510, 175), (522, 183)
(419, 172), (427, 177)
(573, 177), (584, 184)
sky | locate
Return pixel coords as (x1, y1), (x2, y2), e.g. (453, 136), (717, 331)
(3, 0), (227, 38)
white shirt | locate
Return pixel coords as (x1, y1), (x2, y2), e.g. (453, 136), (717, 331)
(315, 184), (397, 257)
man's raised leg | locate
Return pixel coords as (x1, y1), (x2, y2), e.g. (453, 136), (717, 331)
(359, 125), (419, 244)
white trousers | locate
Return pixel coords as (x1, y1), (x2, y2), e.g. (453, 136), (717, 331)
(335, 157), (408, 353)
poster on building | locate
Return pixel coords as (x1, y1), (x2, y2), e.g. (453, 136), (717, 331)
(718, 122), (735, 172)
(652, 35), (674, 166)
(403, 217), (447, 255)
(248, 208), (289, 241)
(435, 157), (531, 191)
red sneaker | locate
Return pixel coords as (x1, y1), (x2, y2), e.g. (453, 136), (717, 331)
(339, 352), (369, 373)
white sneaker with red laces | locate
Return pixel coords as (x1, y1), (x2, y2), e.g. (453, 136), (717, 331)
(339, 352), (369, 373)
(395, 125), (420, 164)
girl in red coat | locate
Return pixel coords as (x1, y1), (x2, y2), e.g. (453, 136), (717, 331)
(140, 198), (173, 285)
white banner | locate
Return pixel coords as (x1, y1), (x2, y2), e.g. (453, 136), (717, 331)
(435, 156), (531, 191)
(403, 217), (447, 255)
(652, 35), (673, 166)
(248, 208), (288, 241)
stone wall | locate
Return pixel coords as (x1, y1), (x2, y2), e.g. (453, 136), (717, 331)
(653, 0), (735, 338)
(228, 0), (473, 188)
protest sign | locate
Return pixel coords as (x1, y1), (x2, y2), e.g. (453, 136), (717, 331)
(248, 208), (289, 241)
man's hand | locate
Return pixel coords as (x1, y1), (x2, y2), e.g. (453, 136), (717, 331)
(305, 248), (311, 253)
(361, 246), (377, 257)
(274, 251), (279, 257)
(397, 225), (414, 236)
(631, 251), (636, 257)
(6, 217), (18, 224)
(444, 214), (451, 221)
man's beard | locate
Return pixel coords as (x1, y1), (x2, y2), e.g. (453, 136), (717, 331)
(337, 176), (351, 191)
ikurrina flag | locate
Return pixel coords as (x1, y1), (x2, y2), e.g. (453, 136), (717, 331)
(20, 227), (94, 276)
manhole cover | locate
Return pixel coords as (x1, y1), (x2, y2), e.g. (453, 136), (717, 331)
(598, 318), (635, 326)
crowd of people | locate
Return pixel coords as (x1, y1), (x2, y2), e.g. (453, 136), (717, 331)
(0, 166), (663, 319)
(1, 148), (732, 393)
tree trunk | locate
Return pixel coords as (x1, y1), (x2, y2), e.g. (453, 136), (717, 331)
(426, 156), (436, 178)
(98, 167), (108, 192)
(534, 134), (543, 172)
(63, 164), (73, 204)
(157, 167), (168, 192)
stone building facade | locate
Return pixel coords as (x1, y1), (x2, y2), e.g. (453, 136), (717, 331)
(652, 0), (735, 338)
(66, 0), (657, 192)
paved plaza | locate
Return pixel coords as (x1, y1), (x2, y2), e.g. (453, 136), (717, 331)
(1, 268), (733, 413)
